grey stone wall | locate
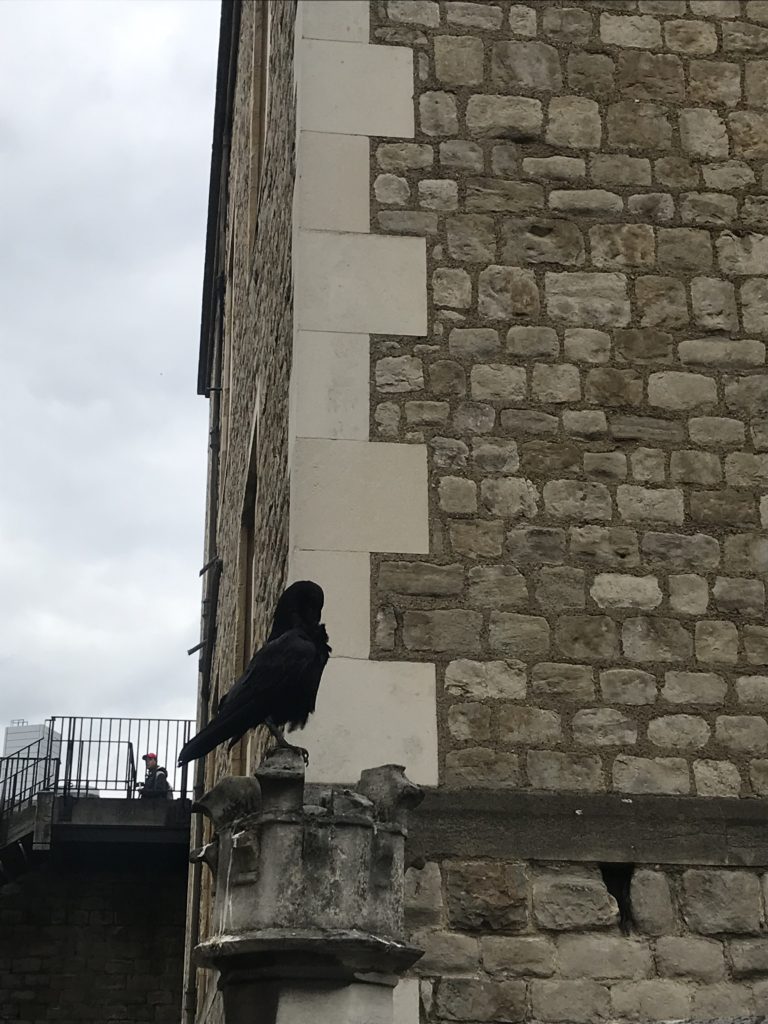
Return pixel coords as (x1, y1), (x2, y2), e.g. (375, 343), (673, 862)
(206, 0), (297, 781)
(371, 0), (768, 800)
(0, 849), (186, 1023)
(407, 856), (768, 1023)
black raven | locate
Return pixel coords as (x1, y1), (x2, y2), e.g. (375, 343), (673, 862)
(177, 580), (330, 766)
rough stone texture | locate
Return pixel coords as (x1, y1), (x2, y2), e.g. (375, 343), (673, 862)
(0, 851), (186, 1024)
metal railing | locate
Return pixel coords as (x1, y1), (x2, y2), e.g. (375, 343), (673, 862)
(0, 716), (195, 823)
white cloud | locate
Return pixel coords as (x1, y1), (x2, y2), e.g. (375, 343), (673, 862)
(0, 0), (220, 729)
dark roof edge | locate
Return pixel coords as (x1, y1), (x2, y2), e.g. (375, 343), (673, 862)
(197, 0), (241, 397)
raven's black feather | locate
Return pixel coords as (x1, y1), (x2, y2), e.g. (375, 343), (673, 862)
(177, 581), (330, 765)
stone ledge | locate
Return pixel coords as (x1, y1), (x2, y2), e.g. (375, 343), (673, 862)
(408, 789), (768, 867)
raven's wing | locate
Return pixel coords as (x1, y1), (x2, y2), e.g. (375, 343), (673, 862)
(177, 629), (316, 764)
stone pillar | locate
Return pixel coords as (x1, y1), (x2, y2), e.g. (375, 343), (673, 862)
(191, 750), (423, 1024)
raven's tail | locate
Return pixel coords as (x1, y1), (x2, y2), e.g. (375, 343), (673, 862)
(178, 715), (244, 766)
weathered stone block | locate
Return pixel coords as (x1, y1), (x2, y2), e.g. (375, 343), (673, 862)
(449, 702), (492, 743)
(617, 485), (683, 526)
(663, 671), (726, 706)
(446, 659), (526, 701)
(501, 217), (584, 266)
(446, 2), (503, 30)
(584, 452), (627, 481)
(410, 929), (480, 975)
(631, 870), (675, 935)
(627, 191), (674, 223)
(521, 441), (580, 478)
(648, 371), (717, 410)
(557, 615), (619, 662)
(611, 981), (691, 1022)
(505, 326), (558, 359)
(670, 450), (722, 486)
(689, 417), (745, 447)
(470, 364), (526, 404)
(479, 266), (539, 319)
(669, 575), (710, 616)
(567, 52), (615, 97)
(730, 111), (768, 158)
(435, 35), (484, 87)
(690, 276), (738, 330)
(713, 577), (765, 618)
(586, 368), (643, 407)
(691, 489), (757, 527)
(742, 278), (768, 335)
(630, 448), (665, 484)
(573, 708), (637, 747)
(657, 227), (712, 272)
(379, 561), (464, 597)
(563, 410), (607, 438)
(591, 574), (661, 611)
(403, 610), (482, 653)
(430, 360), (466, 398)
(704, 159), (755, 190)
(454, 402), (495, 434)
(480, 477), (538, 519)
(450, 520), (504, 560)
(557, 935), (651, 980)
(542, 6), (592, 44)
(689, 60), (742, 107)
(648, 714), (710, 750)
(546, 96), (601, 150)
(388, 1), (439, 26)
(527, 751), (604, 792)
(564, 328), (610, 364)
(617, 51), (683, 103)
(406, 400), (449, 426)
(694, 759), (742, 797)
(600, 669), (657, 706)
(590, 224), (655, 269)
(438, 476), (476, 514)
(545, 272), (629, 326)
(466, 95), (542, 140)
(745, 626), (768, 665)
(635, 276), (688, 329)
(532, 364), (580, 403)
(643, 531), (720, 571)
(445, 860), (529, 933)
(376, 356), (424, 394)
(500, 706), (562, 746)
(608, 101), (671, 150)
(490, 613), (550, 660)
(613, 755), (690, 795)
(731, 938), (768, 978)
(683, 870), (764, 934)
(447, 214), (495, 262)
(736, 675), (768, 705)
(491, 41), (562, 92)
(543, 480), (612, 522)
(468, 566), (528, 609)
(725, 533), (768, 575)
(467, 179), (544, 213)
(549, 189), (622, 216)
(377, 143), (433, 172)
(531, 663), (594, 701)
(445, 748), (521, 789)
(420, 92), (459, 137)
(535, 566), (585, 612)
(656, 155), (700, 188)
(570, 526), (640, 568)
(440, 139), (483, 173)
(623, 618), (692, 663)
(531, 981), (610, 1024)
(680, 339), (764, 367)
(433, 268), (471, 309)
(533, 873), (617, 931)
(374, 173), (409, 206)
(472, 438), (519, 473)
(507, 526), (566, 565)
(716, 715), (768, 754)
(437, 977), (527, 1023)
(507, 3), (537, 36)
(746, 60), (768, 106)
(482, 936), (555, 978)
(696, 620), (739, 665)
(600, 13), (661, 48)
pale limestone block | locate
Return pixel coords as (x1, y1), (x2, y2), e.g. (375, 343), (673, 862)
(293, 331), (369, 440)
(296, 231), (426, 335)
(290, 550), (370, 660)
(300, 0), (370, 42)
(298, 132), (370, 233)
(302, 658), (437, 784)
(299, 40), (414, 137)
(292, 438), (428, 553)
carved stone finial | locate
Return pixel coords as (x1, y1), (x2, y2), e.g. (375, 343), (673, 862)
(357, 764), (424, 827)
(192, 775), (261, 831)
(255, 746), (305, 815)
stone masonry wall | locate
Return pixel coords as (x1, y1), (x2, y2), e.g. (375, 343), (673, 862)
(0, 848), (186, 1023)
(371, 0), (768, 799)
(406, 856), (768, 1022)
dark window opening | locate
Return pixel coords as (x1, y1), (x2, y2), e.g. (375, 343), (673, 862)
(600, 863), (634, 935)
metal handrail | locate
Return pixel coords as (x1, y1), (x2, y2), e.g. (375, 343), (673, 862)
(0, 716), (194, 823)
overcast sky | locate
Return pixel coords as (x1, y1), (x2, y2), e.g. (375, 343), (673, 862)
(0, 0), (220, 731)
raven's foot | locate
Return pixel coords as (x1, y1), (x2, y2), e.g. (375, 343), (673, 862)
(281, 741), (309, 766)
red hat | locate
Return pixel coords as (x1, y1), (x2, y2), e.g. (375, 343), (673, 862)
(142, 752), (157, 761)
